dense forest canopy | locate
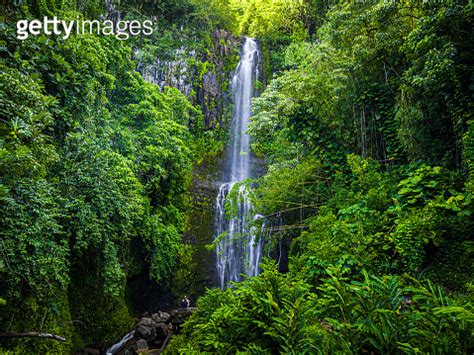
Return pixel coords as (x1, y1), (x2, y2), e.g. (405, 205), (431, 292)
(1, 0), (473, 353)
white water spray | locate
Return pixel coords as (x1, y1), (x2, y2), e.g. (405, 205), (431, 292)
(106, 331), (134, 355)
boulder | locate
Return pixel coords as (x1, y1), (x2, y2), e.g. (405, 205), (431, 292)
(135, 324), (157, 342)
(138, 317), (158, 328)
(136, 339), (149, 352)
(171, 307), (196, 325)
(155, 322), (169, 340)
(152, 311), (171, 323)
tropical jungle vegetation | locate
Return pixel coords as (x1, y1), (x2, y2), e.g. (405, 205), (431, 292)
(1, 0), (473, 353)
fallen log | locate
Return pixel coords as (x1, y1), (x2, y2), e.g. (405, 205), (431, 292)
(0, 331), (66, 341)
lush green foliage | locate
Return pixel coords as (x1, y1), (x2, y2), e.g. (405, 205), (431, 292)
(0, 0), (226, 350)
(172, 0), (474, 353)
(242, 0), (474, 285)
(169, 261), (473, 353)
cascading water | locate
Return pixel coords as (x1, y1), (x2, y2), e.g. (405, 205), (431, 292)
(215, 38), (263, 289)
(106, 331), (135, 355)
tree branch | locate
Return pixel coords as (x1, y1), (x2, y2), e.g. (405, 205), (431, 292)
(0, 332), (66, 342)
(158, 331), (173, 353)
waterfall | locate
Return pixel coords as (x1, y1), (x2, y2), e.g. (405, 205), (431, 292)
(215, 38), (263, 289)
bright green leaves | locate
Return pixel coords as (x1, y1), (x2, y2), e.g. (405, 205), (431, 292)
(62, 142), (144, 251)
(0, 180), (68, 299)
(169, 261), (318, 353)
(143, 211), (182, 283)
(232, 0), (309, 40)
(385, 164), (473, 273)
(170, 262), (473, 353)
(395, 165), (444, 206)
(394, 164), (472, 216)
(246, 0), (472, 291)
(288, 155), (473, 281)
(0, 66), (58, 181)
(0, 63), (67, 306)
(249, 41), (350, 162)
(1, 3), (207, 349)
(439, 192), (472, 215)
(57, 137), (147, 300)
(137, 121), (193, 205)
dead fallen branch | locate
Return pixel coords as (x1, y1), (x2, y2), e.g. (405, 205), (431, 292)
(0, 331), (66, 341)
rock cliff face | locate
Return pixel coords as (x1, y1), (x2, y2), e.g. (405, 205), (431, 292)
(198, 30), (239, 129)
(137, 30), (240, 131)
(138, 47), (195, 98)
